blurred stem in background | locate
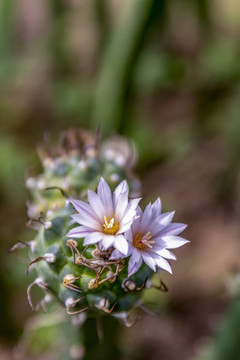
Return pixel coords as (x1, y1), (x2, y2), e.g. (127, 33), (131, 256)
(82, 317), (121, 360)
(94, 0), (109, 61)
(198, 295), (240, 360)
(195, 0), (211, 30)
(0, 0), (15, 82)
(50, 0), (72, 78)
(92, 0), (165, 136)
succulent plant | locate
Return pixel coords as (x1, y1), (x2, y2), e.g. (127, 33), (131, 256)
(21, 129), (151, 323)
(11, 128), (188, 359)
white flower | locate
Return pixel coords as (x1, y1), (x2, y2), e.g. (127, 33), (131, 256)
(111, 198), (189, 276)
(66, 177), (140, 255)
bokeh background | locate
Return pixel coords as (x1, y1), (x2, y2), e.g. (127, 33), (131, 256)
(1, 0), (240, 359)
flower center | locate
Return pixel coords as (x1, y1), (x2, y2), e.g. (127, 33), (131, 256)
(133, 232), (154, 250)
(103, 216), (119, 235)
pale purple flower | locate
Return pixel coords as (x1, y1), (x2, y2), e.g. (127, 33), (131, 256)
(66, 177), (140, 255)
(111, 198), (189, 276)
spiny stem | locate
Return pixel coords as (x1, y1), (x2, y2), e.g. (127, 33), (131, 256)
(82, 317), (122, 360)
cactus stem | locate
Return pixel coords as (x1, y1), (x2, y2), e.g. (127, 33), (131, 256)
(27, 278), (51, 311)
(96, 317), (104, 344)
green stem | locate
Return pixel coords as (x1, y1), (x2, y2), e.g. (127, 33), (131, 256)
(93, 0), (109, 59)
(200, 295), (240, 360)
(82, 316), (122, 360)
(0, 0), (15, 82)
(49, 0), (71, 78)
(91, 0), (155, 136)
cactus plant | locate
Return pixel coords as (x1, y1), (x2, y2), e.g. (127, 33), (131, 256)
(12, 128), (188, 359)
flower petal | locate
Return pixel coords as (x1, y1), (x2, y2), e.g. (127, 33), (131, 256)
(114, 234), (129, 256)
(157, 211), (175, 226)
(70, 199), (98, 221)
(101, 235), (115, 250)
(121, 198), (141, 227)
(71, 213), (101, 231)
(110, 249), (124, 260)
(97, 177), (113, 214)
(160, 223), (187, 236)
(119, 219), (134, 234)
(150, 212), (177, 236)
(128, 251), (142, 276)
(114, 191), (129, 222)
(141, 252), (156, 271)
(152, 197), (162, 217)
(155, 248), (176, 260)
(66, 226), (93, 238)
(124, 229), (133, 243)
(139, 203), (153, 230)
(83, 232), (104, 245)
(152, 255), (172, 274)
(88, 190), (105, 220)
(132, 216), (141, 234)
(113, 180), (128, 206)
(163, 235), (189, 249)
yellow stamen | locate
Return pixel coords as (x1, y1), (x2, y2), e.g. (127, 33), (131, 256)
(133, 231), (154, 250)
(103, 216), (119, 235)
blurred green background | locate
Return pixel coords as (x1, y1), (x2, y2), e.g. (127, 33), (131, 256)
(1, 0), (240, 359)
